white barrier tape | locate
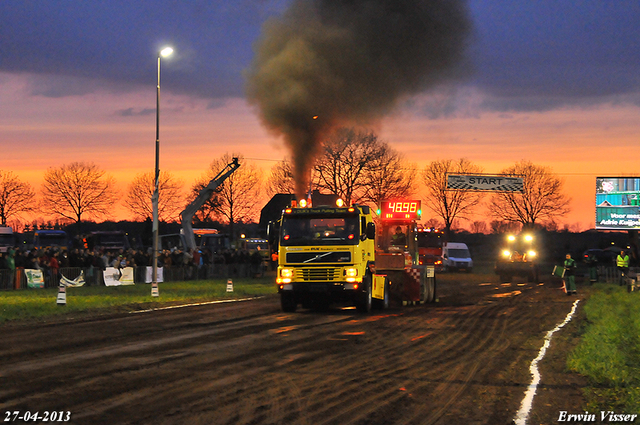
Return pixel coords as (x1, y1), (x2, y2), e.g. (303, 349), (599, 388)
(514, 299), (580, 425)
(129, 296), (264, 314)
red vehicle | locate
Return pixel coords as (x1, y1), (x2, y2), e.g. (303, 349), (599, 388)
(417, 226), (444, 271)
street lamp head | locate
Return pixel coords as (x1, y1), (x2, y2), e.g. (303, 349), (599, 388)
(159, 47), (174, 58)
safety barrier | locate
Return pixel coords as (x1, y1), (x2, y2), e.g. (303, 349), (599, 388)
(596, 266), (638, 284)
(0, 262), (268, 291)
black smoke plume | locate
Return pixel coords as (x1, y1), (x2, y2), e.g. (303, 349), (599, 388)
(246, 0), (471, 199)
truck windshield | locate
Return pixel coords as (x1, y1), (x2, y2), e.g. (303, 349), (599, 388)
(98, 234), (124, 244)
(417, 232), (442, 248)
(448, 249), (470, 258)
(281, 215), (360, 246)
(37, 234), (68, 247)
(246, 242), (269, 251)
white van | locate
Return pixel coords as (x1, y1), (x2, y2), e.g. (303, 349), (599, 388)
(442, 242), (473, 272)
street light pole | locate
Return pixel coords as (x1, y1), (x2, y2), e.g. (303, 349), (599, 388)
(152, 46), (173, 297)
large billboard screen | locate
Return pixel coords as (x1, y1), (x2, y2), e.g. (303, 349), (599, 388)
(596, 177), (640, 230)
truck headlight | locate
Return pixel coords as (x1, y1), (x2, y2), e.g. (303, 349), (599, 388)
(502, 250), (511, 257)
(527, 250), (536, 257)
(344, 268), (361, 283)
(277, 268), (294, 283)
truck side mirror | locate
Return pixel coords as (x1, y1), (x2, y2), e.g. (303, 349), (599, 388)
(365, 222), (376, 240)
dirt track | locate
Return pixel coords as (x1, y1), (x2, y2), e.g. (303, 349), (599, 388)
(0, 272), (585, 425)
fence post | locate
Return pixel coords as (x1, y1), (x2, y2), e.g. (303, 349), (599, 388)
(14, 267), (23, 290)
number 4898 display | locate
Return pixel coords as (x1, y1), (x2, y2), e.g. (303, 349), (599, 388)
(388, 202), (418, 213)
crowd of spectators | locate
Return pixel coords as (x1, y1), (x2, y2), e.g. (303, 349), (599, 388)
(0, 245), (268, 289)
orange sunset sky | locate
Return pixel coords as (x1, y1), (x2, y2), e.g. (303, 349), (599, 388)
(1, 2), (639, 231)
(2, 72), (637, 230)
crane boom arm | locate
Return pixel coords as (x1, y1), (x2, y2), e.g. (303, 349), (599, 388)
(180, 158), (240, 251)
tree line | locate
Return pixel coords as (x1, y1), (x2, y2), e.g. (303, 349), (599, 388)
(0, 127), (570, 235)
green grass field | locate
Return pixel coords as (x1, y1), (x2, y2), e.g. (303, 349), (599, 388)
(0, 276), (278, 323)
(568, 284), (640, 413)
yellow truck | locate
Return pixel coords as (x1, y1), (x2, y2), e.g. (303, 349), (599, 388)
(275, 199), (434, 312)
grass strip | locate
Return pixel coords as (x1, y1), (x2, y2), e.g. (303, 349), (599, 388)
(0, 277), (277, 323)
(567, 283), (640, 412)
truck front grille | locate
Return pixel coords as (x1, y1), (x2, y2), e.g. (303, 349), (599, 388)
(296, 268), (338, 281)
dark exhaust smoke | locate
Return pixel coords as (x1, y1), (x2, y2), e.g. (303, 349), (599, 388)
(246, 0), (471, 199)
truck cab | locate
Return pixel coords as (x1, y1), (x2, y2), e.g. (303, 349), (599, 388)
(416, 226), (444, 271)
(276, 200), (385, 312)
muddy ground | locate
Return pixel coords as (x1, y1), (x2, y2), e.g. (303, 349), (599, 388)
(0, 271), (587, 425)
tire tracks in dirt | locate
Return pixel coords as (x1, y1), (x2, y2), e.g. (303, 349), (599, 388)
(0, 277), (579, 425)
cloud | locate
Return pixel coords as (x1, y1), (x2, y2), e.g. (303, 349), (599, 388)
(467, 1), (640, 110)
(115, 108), (156, 117)
(1, 0), (639, 117)
(0, 1), (287, 98)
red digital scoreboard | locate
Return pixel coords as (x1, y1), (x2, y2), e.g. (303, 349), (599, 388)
(379, 200), (421, 220)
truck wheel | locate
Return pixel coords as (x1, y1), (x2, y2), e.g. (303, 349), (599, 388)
(373, 278), (389, 310)
(357, 276), (372, 313)
(280, 292), (297, 312)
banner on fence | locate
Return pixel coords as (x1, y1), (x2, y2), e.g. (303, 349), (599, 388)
(60, 271), (86, 287)
(145, 266), (164, 283)
(120, 267), (135, 285)
(104, 267), (121, 286)
(25, 269), (44, 289)
(103, 267), (135, 286)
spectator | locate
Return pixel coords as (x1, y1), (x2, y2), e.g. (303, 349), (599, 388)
(49, 252), (60, 285)
(617, 250), (630, 286)
(4, 250), (15, 289)
(563, 253), (577, 295)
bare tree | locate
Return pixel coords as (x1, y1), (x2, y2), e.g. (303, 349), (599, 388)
(266, 160), (295, 197)
(0, 170), (35, 226)
(423, 217), (442, 229)
(360, 147), (416, 208)
(125, 171), (185, 222)
(490, 220), (521, 234)
(470, 220), (488, 234)
(41, 162), (119, 225)
(313, 128), (387, 205)
(422, 158), (483, 236)
(191, 153), (262, 239)
(489, 160), (571, 229)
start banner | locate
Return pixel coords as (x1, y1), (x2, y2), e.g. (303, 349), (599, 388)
(447, 174), (524, 192)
